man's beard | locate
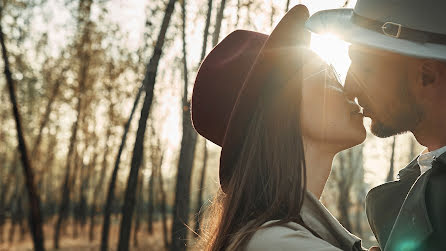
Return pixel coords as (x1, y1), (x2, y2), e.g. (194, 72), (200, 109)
(371, 120), (407, 138)
(370, 105), (424, 138)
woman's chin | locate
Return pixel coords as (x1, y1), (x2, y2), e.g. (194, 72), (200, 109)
(346, 126), (367, 148)
(334, 115), (367, 149)
(333, 127), (367, 150)
(349, 115), (367, 144)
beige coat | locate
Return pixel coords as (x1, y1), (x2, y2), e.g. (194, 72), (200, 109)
(245, 192), (364, 251)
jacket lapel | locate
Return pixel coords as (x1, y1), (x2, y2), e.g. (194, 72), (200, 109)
(385, 152), (446, 250)
(365, 158), (420, 248)
(383, 152), (446, 251)
(384, 168), (433, 251)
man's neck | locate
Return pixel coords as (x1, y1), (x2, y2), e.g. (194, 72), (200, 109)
(413, 120), (446, 151)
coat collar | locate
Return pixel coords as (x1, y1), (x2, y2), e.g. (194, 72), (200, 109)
(383, 167), (433, 251)
(301, 191), (364, 251)
(397, 156), (421, 180)
(383, 152), (446, 251)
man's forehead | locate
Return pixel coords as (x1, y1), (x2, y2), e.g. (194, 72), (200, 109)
(348, 45), (406, 61)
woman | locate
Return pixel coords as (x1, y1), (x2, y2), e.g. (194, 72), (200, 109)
(191, 5), (367, 251)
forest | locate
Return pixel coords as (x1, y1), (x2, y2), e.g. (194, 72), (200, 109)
(0, 0), (423, 250)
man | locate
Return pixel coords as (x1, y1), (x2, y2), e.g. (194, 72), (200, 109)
(305, 0), (446, 250)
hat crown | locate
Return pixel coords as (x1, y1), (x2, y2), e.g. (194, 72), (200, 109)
(355, 0), (446, 34)
(191, 30), (267, 146)
(192, 5), (310, 192)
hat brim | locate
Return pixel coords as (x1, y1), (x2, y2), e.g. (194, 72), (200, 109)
(219, 5), (310, 192)
(305, 8), (446, 61)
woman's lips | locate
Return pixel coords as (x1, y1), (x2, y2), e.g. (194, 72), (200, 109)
(362, 108), (371, 118)
(350, 105), (363, 116)
(351, 111), (364, 117)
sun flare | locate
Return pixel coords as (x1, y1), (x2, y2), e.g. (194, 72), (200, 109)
(310, 33), (351, 84)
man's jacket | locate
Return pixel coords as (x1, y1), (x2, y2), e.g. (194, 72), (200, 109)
(366, 152), (446, 251)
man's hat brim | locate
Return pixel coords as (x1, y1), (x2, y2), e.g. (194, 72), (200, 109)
(306, 9), (446, 61)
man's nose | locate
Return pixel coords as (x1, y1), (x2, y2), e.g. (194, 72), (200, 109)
(344, 68), (360, 101)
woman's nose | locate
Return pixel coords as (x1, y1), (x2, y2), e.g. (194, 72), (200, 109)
(344, 69), (360, 101)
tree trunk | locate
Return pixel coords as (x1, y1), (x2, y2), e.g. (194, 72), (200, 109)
(100, 86), (143, 251)
(336, 151), (353, 232)
(71, 149), (83, 239)
(270, 0), (276, 27)
(133, 175), (143, 247)
(354, 203), (362, 236)
(147, 165), (155, 234)
(192, 0), (213, 235)
(170, 0), (199, 249)
(386, 136), (396, 182)
(116, 0), (177, 249)
(31, 73), (65, 158)
(9, 193), (25, 243)
(116, 77), (153, 251)
(409, 135), (417, 161)
(194, 140), (208, 236)
(53, 95), (83, 248)
(79, 156), (90, 230)
(200, 0), (213, 61)
(8, 216), (16, 243)
(235, 0), (241, 27)
(54, 0), (93, 246)
(0, 155), (15, 243)
(157, 154), (169, 249)
(89, 113), (112, 242)
(212, 0), (227, 46)
(6, 163), (20, 244)
(0, 21), (45, 251)
(353, 145), (365, 236)
(40, 124), (59, 224)
(285, 0), (290, 12)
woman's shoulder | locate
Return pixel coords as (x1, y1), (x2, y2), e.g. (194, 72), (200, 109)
(245, 220), (342, 251)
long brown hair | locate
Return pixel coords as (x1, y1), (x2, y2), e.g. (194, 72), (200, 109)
(200, 51), (327, 251)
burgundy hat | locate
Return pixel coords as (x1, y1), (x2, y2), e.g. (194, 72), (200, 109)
(191, 5), (310, 193)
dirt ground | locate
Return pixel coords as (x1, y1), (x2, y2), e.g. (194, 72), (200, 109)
(0, 218), (170, 251)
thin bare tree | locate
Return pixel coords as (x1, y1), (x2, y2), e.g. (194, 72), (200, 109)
(409, 135), (418, 161)
(0, 18), (45, 251)
(332, 146), (364, 232)
(200, 0), (213, 61)
(89, 87), (115, 242)
(116, 0), (178, 249)
(386, 136), (397, 182)
(0, 155), (15, 243)
(100, 85), (144, 251)
(212, 0), (227, 46)
(31, 65), (67, 158)
(194, 140), (208, 236)
(170, 0), (200, 248)
(132, 174), (144, 247)
(285, 0), (290, 12)
(192, 0), (213, 236)
(53, 1), (93, 247)
(157, 153), (169, 249)
(147, 160), (155, 234)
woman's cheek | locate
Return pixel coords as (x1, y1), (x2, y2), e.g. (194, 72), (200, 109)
(302, 97), (327, 138)
(324, 97), (349, 135)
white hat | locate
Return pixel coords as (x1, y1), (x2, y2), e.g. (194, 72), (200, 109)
(305, 0), (446, 61)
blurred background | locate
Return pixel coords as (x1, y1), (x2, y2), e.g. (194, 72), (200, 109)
(0, 0), (424, 250)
